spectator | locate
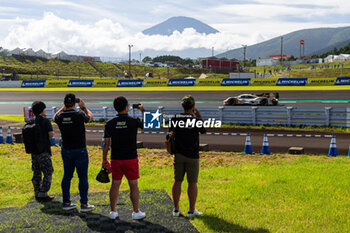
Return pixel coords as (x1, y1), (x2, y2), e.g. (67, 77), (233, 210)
(170, 96), (206, 217)
(53, 93), (94, 212)
(31, 101), (55, 202)
(102, 96), (146, 220)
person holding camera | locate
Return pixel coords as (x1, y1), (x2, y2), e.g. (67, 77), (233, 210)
(53, 93), (94, 212)
(102, 96), (146, 220)
(170, 95), (206, 218)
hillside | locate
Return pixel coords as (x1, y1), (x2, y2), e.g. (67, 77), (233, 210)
(217, 26), (350, 60)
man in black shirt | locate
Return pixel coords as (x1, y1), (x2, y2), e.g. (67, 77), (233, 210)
(170, 95), (206, 218)
(54, 93), (94, 212)
(102, 96), (146, 220)
(31, 101), (55, 202)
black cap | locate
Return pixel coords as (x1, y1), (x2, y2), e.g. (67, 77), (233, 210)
(32, 101), (46, 116)
(64, 93), (76, 104)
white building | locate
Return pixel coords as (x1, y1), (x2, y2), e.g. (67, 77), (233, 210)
(10, 48), (24, 56)
(35, 49), (51, 59)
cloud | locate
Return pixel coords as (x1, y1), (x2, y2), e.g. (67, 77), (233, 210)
(0, 12), (248, 57)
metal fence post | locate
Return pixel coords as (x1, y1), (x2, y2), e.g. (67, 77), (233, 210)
(325, 107), (332, 126)
(218, 106), (224, 122)
(251, 107), (257, 126)
(103, 106), (108, 119)
(286, 106), (293, 126)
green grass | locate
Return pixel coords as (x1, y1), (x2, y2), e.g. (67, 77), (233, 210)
(1, 144), (350, 232)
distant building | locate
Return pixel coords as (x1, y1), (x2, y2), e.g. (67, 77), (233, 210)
(325, 54), (350, 63)
(201, 58), (239, 70)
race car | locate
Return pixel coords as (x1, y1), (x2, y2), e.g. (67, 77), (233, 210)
(223, 93), (279, 106)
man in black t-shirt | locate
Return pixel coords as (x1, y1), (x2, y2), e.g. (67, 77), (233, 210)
(102, 96), (146, 220)
(54, 93), (94, 212)
(31, 101), (55, 202)
(170, 95), (206, 218)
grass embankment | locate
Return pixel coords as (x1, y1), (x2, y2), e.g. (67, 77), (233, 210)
(1, 144), (350, 232)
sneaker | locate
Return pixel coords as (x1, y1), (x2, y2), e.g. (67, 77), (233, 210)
(62, 202), (77, 211)
(80, 203), (95, 213)
(132, 211), (146, 220)
(109, 211), (119, 220)
(188, 209), (202, 218)
(173, 209), (181, 217)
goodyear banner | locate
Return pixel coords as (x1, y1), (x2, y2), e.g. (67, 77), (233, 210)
(249, 78), (278, 86)
(168, 79), (196, 86)
(93, 80), (117, 87)
(335, 77), (350, 85)
(21, 80), (46, 88)
(117, 80), (143, 87)
(306, 78), (336, 86)
(68, 80), (94, 87)
(276, 78), (307, 86)
(195, 78), (222, 86)
(221, 78), (250, 86)
(45, 80), (69, 87)
(142, 79), (168, 87)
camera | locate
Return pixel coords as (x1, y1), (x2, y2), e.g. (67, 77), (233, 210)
(132, 103), (141, 109)
(75, 98), (80, 103)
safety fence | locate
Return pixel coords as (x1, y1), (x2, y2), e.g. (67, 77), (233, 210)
(1, 125), (347, 156)
(23, 106), (350, 128)
(1, 77), (350, 88)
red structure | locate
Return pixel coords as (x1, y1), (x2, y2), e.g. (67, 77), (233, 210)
(201, 58), (240, 70)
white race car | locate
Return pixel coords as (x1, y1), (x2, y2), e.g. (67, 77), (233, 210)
(223, 93), (279, 106)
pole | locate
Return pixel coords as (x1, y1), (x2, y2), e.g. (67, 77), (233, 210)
(280, 37), (283, 70)
(128, 44), (133, 79)
(242, 45), (247, 68)
(139, 53), (142, 64)
(212, 47), (214, 57)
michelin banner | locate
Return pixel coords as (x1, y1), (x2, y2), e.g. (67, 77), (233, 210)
(45, 80), (69, 87)
(142, 79), (168, 87)
(21, 80), (46, 88)
(306, 78), (336, 86)
(221, 78), (250, 86)
(276, 78), (307, 86)
(117, 79), (143, 87)
(93, 80), (117, 87)
(335, 77), (350, 85)
(68, 80), (94, 87)
(195, 78), (222, 86)
(249, 78), (278, 86)
(168, 79), (196, 86)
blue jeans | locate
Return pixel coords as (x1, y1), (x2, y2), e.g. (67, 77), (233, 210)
(61, 148), (89, 204)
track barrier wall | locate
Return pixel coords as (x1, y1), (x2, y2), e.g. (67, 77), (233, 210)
(2, 77), (350, 88)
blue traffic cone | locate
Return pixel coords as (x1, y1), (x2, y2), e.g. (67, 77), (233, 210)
(348, 146), (350, 157)
(244, 133), (253, 154)
(100, 136), (104, 149)
(5, 126), (13, 144)
(328, 134), (338, 157)
(58, 136), (62, 147)
(0, 126), (4, 144)
(50, 136), (56, 146)
(261, 133), (270, 155)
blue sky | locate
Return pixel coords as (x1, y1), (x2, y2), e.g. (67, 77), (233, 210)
(0, 0), (349, 58)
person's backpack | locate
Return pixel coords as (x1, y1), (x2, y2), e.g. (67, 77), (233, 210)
(22, 119), (46, 154)
(165, 132), (176, 155)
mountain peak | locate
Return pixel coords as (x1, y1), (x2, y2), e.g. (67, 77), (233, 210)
(142, 16), (219, 36)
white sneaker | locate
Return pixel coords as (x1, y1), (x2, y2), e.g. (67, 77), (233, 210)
(109, 211), (119, 219)
(80, 203), (95, 213)
(173, 209), (181, 217)
(132, 211), (146, 220)
(188, 209), (202, 217)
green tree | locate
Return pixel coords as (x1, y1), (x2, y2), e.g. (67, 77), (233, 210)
(142, 56), (152, 63)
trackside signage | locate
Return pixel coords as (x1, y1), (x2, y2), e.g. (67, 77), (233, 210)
(21, 80), (46, 88)
(335, 77), (350, 85)
(168, 79), (196, 86)
(221, 78), (250, 86)
(276, 78), (307, 86)
(143, 110), (222, 129)
(117, 80), (143, 87)
(68, 80), (94, 87)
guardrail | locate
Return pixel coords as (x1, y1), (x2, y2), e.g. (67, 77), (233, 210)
(23, 106), (350, 128)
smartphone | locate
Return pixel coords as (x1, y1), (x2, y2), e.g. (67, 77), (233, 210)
(75, 98), (80, 103)
(132, 103), (141, 109)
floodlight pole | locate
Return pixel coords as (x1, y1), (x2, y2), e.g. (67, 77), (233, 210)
(128, 44), (133, 79)
(280, 37), (284, 70)
(242, 44), (247, 68)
